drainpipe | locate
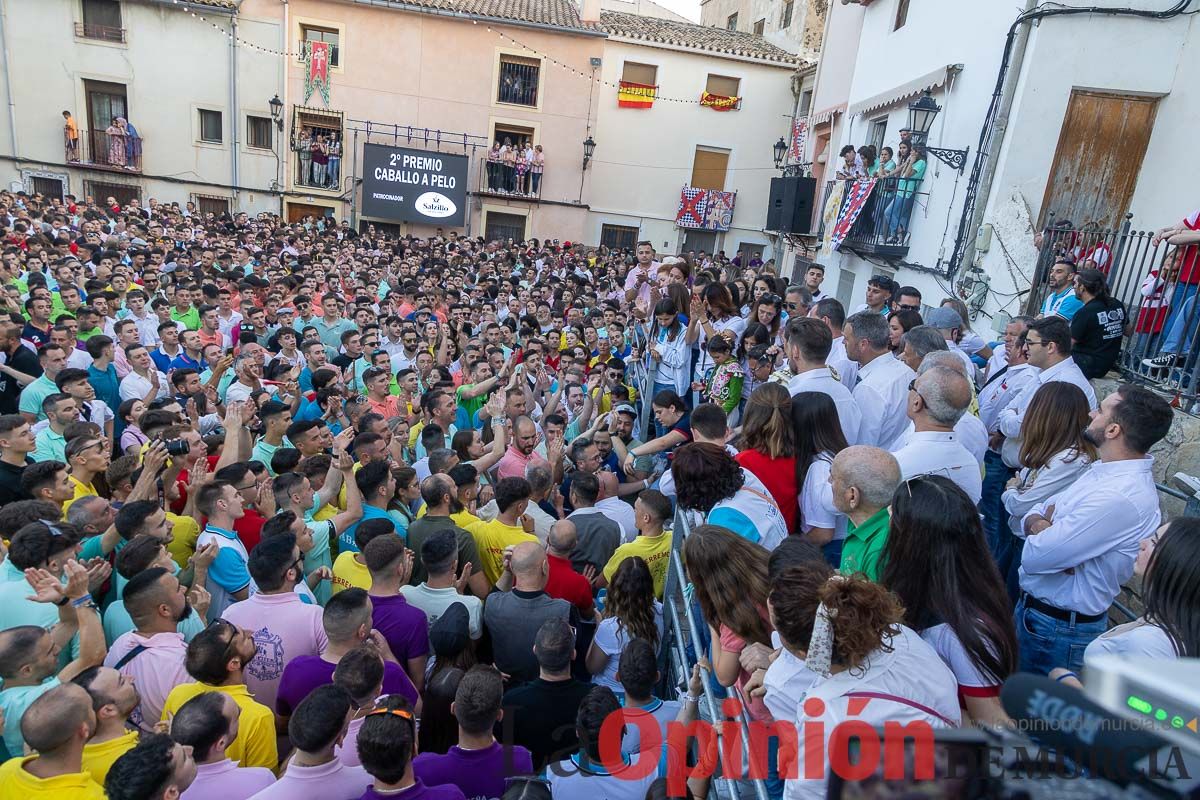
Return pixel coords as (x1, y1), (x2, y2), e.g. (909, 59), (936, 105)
(957, 0), (1036, 272)
(280, 0), (288, 216)
(0, 0), (19, 158)
(230, 13), (241, 208)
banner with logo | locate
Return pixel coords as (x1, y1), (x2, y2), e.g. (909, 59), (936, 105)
(360, 143), (468, 226)
(618, 81), (657, 108)
(700, 92), (740, 111)
(304, 41), (331, 106)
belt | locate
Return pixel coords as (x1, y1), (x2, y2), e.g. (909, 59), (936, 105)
(1020, 592), (1105, 625)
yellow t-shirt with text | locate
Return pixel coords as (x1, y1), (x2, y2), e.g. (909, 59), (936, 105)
(471, 518), (538, 586)
(603, 532), (673, 600)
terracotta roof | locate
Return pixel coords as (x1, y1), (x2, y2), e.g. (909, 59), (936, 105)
(150, 0), (238, 10)
(599, 10), (807, 64)
(389, 0), (600, 32)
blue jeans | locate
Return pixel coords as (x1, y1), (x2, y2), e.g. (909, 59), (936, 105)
(327, 156), (340, 188)
(980, 450), (1015, 563)
(885, 195), (915, 238)
(1161, 282), (1200, 354)
(1015, 598), (1107, 675)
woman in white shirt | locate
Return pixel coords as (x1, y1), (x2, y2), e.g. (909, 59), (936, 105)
(1000, 382), (1096, 593)
(769, 563), (961, 800)
(881, 474), (1019, 727)
(1054, 517), (1200, 688)
(647, 298), (690, 401)
(687, 282), (747, 403)
(791, 392), (849, 562)
(586, 556), (663, 691)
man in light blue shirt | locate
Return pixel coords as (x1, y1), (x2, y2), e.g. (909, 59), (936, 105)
(1038, 258), (1084, 320)
(311, 296), (357, 358)
(32, 394), (78, 462)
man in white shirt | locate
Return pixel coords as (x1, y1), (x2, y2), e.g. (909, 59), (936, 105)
(979, 317), (1035, 561)
(784, 317), (860, 446)
(400, 529), (483, 638)
(1017, 383), (1172, 675)
(814, 298), (857, 389)
(890, 365), (981, 503)
(844, 311), (915, 451)
(893, 351), (988, 466)
(996, 316), (1096, 469)
(118, 344), (170, 404)
(922, 306), (977, 381)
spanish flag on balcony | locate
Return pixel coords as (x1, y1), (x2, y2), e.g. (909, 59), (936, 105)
(618, 81), (657, 109)
(700, 92), (740, 111)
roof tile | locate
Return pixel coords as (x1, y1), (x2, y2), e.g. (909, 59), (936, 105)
(599, 10), (808, 65)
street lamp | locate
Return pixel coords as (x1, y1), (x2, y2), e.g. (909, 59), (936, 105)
(582, 136), (596, 170)
(269, 94), (284, 131)
(773, 136), (788, 168)
(771, 135), (807, 177)
(905, 90), (969, 173)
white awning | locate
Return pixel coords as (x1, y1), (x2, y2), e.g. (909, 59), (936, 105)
(809, 103), (846, 126)
(847, 64), (963, 117)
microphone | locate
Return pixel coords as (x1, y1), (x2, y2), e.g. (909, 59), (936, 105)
(1001, 672), (1171, 784)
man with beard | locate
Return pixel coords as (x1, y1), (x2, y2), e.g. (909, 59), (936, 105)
(159, 615), (277, 770)
(74, 666), (142, 785)
(105, 566), (209, 732)
(1016, 384), (1173, 676)
(495, 415), (547, 480)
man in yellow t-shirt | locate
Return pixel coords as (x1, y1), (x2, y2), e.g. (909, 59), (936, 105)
(160, 621), (277, 770)
(0, 684), (106, 800)
(599, 490), (673, 599)
(471, 477), (538, 586)
(331, 516), (397, 594)
(76, 666), (140, 786)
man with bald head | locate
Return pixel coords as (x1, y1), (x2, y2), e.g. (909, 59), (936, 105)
(594, 471), (637, 542)
(486, 540), (570, 684)
(900, 351), (989, 466)
(543, 520), (595, 617)
(0, 682), (106, 798)
(405, 473), (487, 598)
(890, 365), (981, 503)
(831, 445), (902, 580)
(495, 415), (547, 480)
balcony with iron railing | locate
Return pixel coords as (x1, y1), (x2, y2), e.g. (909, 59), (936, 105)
(497, 62), (539, 107)
(478, 156), (542, 200)
(67, 129), (143, 172)
(815, 176), (929, 259)
(75, 21), (125, 42)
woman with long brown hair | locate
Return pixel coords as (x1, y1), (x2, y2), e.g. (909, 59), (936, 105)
(736, 384), (799, 532)
(585, 556), (662, 691)
(1000, 381), (1096, 598)
(682, 524), (774, 723)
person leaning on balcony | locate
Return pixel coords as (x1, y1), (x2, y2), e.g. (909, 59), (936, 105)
(885, 144), (926, 242)
(873, 145), (896, 178)
(769, 562), (960, 800)
(833, 144), (861, 180)
(63, 111), (79, 162)
(530, 144), (545, 195)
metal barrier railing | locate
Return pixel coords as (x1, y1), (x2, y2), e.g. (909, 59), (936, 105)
(660, 507), (771, 800)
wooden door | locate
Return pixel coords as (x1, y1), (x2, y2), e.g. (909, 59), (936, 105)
(1039, 90), (1158, 230)
(287, 202), (331, 223)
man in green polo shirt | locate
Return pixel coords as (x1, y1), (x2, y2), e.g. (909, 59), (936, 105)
(831, 445), (901, 581)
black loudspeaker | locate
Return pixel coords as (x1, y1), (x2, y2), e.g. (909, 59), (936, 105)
(767, 176), (817, 235)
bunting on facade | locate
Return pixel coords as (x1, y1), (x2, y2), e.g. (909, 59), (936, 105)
(303, 41), (332, 106)
(791, 118), (807, 161)
(617, 81), (657, 108)
(700, 92), (740, 111)
(827, 179), (877, 251)
(676, 186), (736, 231)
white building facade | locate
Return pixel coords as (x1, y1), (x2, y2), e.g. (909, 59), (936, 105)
(798, 0), (1198, 329)
(0, 0), (282, 215)
(589, 10), (813, 260)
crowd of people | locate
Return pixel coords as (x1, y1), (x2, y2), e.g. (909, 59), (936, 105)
(0, 187), (1193, 800)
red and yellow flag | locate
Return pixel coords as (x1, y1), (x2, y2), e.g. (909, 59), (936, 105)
(700, 92), (740, 111)
(618, 81), (657, 109)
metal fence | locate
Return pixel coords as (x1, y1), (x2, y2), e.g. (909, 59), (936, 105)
(815, 177), (931, 256)
(478, 157), (542, 198)
(1027, 216), (1200, 402)
(71, 129), (143, 172)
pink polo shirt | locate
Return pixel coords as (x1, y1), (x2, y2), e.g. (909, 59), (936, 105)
(246, 757), (370, 799)
(181, 758), (274, 800)
(495, 445), (548, 481)
(223, 591), (328, 713)
(104, 630), (193, 733)
(335, 714), (367, 767)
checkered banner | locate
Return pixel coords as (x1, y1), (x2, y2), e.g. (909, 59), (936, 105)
(676, 186), (736, 231)
(828, 179), (876, 251)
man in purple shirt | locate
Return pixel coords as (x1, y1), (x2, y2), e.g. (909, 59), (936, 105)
(276, 589), (418, 723)
(364, 536), (430, 695)
(169, 692), (275, 798)
(414, 666), (533, 799)
(358, 695), (466, 800)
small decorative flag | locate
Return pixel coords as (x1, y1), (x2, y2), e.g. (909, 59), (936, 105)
(700, 92), (740, 111)
(303, 41), (331, 106)
(617, 81), (657, 109)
